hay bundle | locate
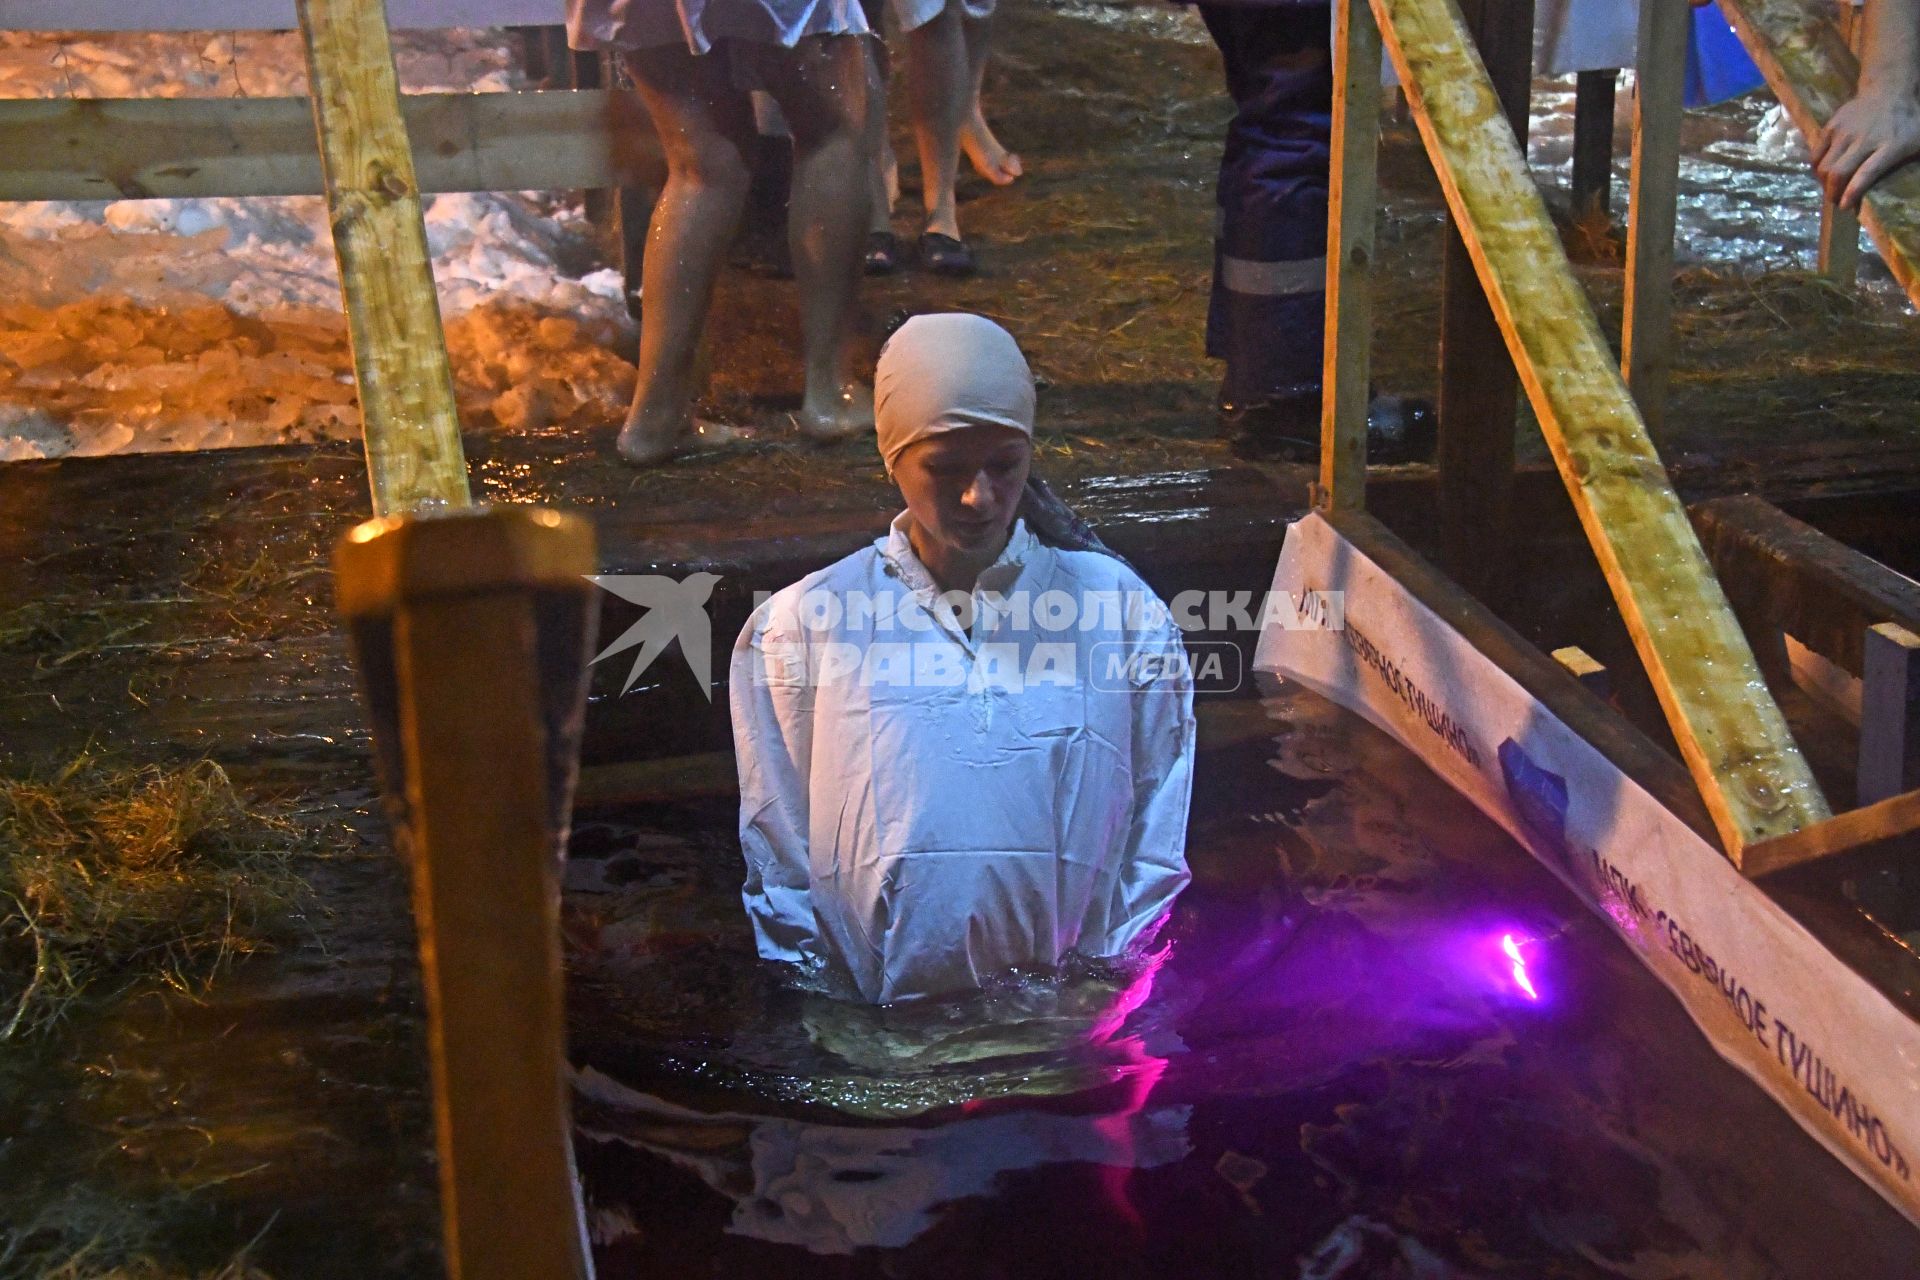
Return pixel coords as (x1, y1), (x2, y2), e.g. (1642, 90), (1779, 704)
(0, 757), (312, 1040)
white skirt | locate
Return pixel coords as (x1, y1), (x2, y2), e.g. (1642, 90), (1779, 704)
(885, 0), (995, 33)
(569, 0), (872, 55)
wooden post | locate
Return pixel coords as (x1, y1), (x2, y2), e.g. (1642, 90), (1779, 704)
(1570, 69), (1617, 223)
(1718, 0), (1920, 310)
(1320, 0), (1384, 513)
(1820, 194), (1863, 284)
(1436, 0), (1532, 602)
(1818, 0), (1864, 286)
(297, 0), (470, 516)
(568, 47), (617, 228)
(336, 507), (599, 1280)
(1371, 0), (1831, 856)
(1623, 0), (1686, 436)
(513, 25), (552, 85)
(1860, 622), (1920, 805)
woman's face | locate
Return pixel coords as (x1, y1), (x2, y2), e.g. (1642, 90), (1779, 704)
(893, 426), (1033, 561)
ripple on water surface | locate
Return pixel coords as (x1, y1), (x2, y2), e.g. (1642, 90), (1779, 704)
(565, 689), (1916, 1276)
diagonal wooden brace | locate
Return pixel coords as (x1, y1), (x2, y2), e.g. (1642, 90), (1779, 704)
(299, 0), (471, 515)
(1365, 0), (1831, 857)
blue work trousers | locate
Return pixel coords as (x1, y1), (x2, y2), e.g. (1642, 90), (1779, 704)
(1199, 4), (1333, 409)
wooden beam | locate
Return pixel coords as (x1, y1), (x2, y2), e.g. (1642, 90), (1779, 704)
(299, 0), (470, 515)
(1372, 0), (1831, 855)
(574, 751), (740, 812)
(1860, 622), (1920, 805)
(1570, 69), (1617, 223)
(0, 91), (661, 203)
(1623, 0), (1686, 435)
(1327, 506), (1720, 842)
(1717, 0), (1920, 310)
(1435, 0), (1531, 601)
(1820, 197), (1863, 285)
(1320, 0), (1383, 513)
(1691, 494), (1920, 680)
(1817, 0), (1865, 286)
(1743, 786), (1920, 878)
(335, 507), (597, 1280)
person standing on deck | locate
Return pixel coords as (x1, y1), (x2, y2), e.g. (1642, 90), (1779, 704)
(568, 0), (875, 464)
(1197, 1), (1432, 462)
(1812, 0), (1920, 209)
(860, 0), (1021, 277)
(729, 314), (1195, 1004)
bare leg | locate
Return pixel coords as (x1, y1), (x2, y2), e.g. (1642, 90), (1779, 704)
(904, 5), (969, 241)
(863, 40), (895, 236)
(620, 47), (756, 464)
(960, 13), (1021, 185)
(762, 36), (876, 439)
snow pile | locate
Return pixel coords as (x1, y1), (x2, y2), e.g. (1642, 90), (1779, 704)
(0, 29), (640, 461)
(1752, 102), (1810, 167)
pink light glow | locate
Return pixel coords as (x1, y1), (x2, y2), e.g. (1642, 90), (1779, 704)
(1501, 933), (1539, 1001)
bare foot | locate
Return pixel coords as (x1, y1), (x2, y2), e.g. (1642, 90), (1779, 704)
(616, 417), (755, 466)
(961, 112), (1023, 186)
(795, 383), (876, 443)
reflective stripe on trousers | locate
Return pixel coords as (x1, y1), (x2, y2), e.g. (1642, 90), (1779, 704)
(1199, 3), (1333, 407)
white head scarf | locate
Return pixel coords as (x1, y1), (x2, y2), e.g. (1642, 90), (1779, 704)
(874, 313), (1036, 476)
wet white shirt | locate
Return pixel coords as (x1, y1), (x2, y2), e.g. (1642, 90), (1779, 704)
(730, 515), (1196, 1004)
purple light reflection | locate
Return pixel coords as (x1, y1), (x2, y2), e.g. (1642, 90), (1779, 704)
(1500, 932), (1540, 1002)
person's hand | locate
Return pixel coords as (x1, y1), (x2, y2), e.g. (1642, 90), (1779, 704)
(1812, 85), (1920, 209)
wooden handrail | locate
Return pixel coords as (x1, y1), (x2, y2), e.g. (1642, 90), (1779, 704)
(0, 91), (661, 203)
(1718, 0), (1920, 310)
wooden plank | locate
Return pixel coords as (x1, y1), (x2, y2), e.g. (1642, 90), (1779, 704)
(1326, 506), (1720, 842)
(1623, 0), (1686, 435)
(1570, 69), (1617, 223)
(1860, 622), (1920, 805)
(1817, 0), (1865, 286)
(1717, 0), (1920, 310)
(0, 0), (564, 30)
(0, 91), (660, 203)
(1820, 198), (1864, 284)
(575, 751), (739, 812)
(1691, 494), (1920, 680)
(1743, 786), (1920, 877)
(1372, 0), (1831, 855)
(336, 509), (595, 1280)
(1786, 633), (1864, 722)
(299, 0), (471, 515)
(1435, 0), (1532, 601)
(1320, 0), (1384, 513)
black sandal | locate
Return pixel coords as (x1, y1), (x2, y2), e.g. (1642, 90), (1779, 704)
(917, 231), (977, 277)
(864, 230), (901, 276)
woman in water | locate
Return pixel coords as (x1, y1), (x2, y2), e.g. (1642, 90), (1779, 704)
(729, 313), (1196, 1004)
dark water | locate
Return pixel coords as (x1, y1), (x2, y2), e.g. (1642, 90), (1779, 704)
(563, 689), (1915, 1278)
